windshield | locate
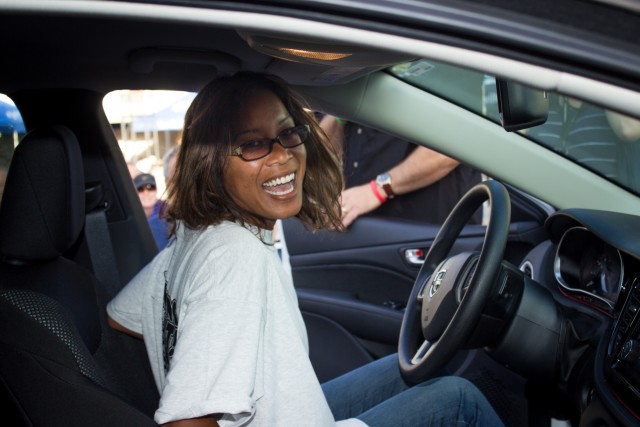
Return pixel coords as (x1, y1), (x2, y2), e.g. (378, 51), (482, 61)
(389, 59), (640, 194)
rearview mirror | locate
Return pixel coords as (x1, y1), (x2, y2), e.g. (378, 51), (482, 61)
(496, 79), (548, 132)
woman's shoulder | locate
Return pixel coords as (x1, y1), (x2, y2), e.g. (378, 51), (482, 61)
(179, 221), (271, 259)
(178, 222), (275, 302)
(202, 221), (271, 246)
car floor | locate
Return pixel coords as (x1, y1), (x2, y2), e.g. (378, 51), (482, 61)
(455, 350), (529, 427)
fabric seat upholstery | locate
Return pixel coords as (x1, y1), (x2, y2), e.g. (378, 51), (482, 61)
(0, 125), (158, 426)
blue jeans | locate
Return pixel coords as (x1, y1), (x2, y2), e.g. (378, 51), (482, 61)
(322, 354), (504, 427)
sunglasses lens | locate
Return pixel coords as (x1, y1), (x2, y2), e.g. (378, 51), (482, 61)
(138, 184), (156, 192)
(236, 125), (309, 161)
(242, 140), (270, 160)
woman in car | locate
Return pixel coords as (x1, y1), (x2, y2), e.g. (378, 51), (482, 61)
(106, 72), (503, 427)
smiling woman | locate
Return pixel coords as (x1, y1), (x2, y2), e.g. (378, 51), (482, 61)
(106, 72), (344, 426)
(106, 72), (504, 427)
(223, 88), (308, 228)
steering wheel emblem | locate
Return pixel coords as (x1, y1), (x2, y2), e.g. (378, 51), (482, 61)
(429, 269), (446, 298)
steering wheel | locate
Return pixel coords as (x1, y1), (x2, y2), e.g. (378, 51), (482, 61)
(398, 180), (510, 383)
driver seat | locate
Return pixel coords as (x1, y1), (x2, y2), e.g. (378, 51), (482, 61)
(0, 125), (158, 426)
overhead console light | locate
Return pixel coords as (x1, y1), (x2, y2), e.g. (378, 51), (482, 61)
(237, 32), (415, 85)
(239, 32), (411, 67)
(277, 48), (351, 61)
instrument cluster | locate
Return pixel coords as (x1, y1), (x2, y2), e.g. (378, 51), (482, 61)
(554, 226), (624, 312)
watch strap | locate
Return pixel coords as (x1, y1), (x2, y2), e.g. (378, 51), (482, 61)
(376, 173), (395, 199)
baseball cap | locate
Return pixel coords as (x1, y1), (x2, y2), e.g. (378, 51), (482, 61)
(133, 173), (156, 190)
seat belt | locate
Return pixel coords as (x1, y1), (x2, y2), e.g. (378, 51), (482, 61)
(84, 184), (121, 297)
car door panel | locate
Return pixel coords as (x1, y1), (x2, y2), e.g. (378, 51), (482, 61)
(283, 216), (487, 381)
(283, 215), (545, 382)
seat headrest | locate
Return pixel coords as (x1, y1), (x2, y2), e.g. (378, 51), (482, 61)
(0, 125), (85, 261)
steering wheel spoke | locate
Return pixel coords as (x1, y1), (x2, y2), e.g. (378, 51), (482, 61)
(416, 274), (432, 303)
(410, 340), (432, 365)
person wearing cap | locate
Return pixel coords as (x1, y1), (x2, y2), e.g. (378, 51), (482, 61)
(134, 171), (171, 249)
(133, 172), (162, 219)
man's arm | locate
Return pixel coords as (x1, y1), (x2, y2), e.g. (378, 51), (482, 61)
(340, 146), (459, 227)
(606, 111), (640, 142)
(387, 145), (459, 195)
(318, 114), (461, 227)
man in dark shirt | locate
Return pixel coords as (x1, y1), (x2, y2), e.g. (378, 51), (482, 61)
(321, 116), (482, 226)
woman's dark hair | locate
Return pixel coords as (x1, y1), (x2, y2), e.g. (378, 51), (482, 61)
(166, 72), (344, 232)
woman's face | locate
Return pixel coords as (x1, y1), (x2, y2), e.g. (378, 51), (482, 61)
(224, 88), (307, 228)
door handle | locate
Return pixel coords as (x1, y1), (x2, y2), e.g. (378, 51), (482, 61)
(404, 248), (426, 266)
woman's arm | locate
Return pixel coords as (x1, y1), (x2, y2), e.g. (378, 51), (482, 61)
(107, 317), (219, 426)
(107, 315), (144, 340)
(162, 416), (220, 427)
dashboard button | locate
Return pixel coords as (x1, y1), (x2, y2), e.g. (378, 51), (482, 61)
(621, 339), (640, 363)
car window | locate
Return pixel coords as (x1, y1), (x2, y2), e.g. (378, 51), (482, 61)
(0, 94), (26, 206)
(103, 90), (195, 196)
(389, 59), (640, 195)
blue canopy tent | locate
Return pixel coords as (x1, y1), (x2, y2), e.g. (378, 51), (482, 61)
(0, 97), (26, 135)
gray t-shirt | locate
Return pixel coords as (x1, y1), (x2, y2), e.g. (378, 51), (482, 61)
(108, 221), (366, 426)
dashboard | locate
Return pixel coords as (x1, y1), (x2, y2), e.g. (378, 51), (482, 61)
(543, 209), (640, 425)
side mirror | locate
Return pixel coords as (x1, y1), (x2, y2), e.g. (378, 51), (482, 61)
(496, 79), (549, 132)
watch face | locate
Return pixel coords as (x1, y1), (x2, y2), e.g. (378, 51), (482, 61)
(376, 173), (394, 198)
(377, 173), (390, 184)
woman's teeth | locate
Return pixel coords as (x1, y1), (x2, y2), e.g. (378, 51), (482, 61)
(264, 172), (295, 187)
(263, 172), (295, 195)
